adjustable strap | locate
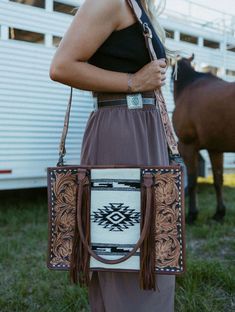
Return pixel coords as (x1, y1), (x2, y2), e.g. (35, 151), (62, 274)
(57, 86), (73, 166)
(126, 0), (179, 156)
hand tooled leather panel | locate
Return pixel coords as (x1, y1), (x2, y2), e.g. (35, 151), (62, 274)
(48, 169), (77, 268)
(153, 170), (183, 272)
(47, 167), (185, 274)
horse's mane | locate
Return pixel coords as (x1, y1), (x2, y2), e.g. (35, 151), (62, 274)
(173, 59), (221, 97)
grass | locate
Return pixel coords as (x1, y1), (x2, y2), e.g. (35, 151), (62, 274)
(0, 175), (235, 312)
(175, 174), (235, 312)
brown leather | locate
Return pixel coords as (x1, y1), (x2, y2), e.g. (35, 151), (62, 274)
(96, 91), (156, 108)
(70, 169), (91, 285)
(58, 87), (73, 164)
(98, 102), (157, 110)
(140, 176), (157, 291)
(139, 174), (157, 290)
(92, 90), (155, 101)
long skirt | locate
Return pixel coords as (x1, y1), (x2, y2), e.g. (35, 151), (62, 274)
(79, 99), (175, 312)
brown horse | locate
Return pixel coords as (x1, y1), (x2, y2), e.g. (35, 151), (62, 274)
(171, 54), (235, 223)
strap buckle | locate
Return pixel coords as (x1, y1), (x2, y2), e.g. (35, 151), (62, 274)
(143, 22), (152, 38)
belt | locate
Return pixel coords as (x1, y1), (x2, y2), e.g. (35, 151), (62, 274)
(92, 91), (156, 109)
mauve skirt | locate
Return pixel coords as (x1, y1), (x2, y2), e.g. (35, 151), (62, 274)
(79, 98), (175, 312)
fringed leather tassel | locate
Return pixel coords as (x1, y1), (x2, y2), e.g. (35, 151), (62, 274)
(140, 172), (157, 291)
(79, 181), (91, 286)
(69, 170), (90, 287)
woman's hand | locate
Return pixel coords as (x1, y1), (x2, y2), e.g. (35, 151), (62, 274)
(131, 58), (167, 92)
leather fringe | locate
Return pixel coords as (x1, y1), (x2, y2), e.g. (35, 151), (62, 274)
(69, 170), (90, 287)
(140, 172), (157, 291)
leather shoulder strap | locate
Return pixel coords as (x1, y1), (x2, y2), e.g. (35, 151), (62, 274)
(57, 86), (73, 166)
(126, 0), (179, 155)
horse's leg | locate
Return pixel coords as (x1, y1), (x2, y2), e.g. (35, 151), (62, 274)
(179, 142), (199, 224)
(208, 151), (226, 221)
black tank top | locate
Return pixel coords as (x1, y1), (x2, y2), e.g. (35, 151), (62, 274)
(87, 1), (166, 73)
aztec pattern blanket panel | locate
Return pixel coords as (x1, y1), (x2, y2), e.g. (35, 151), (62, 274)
(90, 168), (141, 270)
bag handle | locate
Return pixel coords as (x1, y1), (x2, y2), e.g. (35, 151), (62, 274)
(57, 0), (179, 166)
(76, 171), (154, 265)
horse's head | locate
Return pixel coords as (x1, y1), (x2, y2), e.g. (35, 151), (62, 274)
(170, 53), (199, 99)
(171, 53), (221, 101)
(171, 54), (195, 82)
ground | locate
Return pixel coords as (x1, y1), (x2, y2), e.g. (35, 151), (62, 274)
(0, 175), (234, 312)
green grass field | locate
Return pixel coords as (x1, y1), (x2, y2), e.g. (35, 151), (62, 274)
(0, 175), (234, 312)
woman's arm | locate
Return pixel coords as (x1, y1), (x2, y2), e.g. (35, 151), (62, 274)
(49, 0), (166, 92)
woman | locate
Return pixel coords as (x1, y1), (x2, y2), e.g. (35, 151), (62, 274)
(49, 0), (175, 311)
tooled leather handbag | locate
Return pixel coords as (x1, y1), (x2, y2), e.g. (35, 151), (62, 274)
(47, 0), (185, 291)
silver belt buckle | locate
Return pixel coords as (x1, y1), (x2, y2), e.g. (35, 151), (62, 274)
(126, 93), (143, 109)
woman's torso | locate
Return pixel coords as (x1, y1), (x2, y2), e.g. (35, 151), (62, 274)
(87, 0), (166, 73)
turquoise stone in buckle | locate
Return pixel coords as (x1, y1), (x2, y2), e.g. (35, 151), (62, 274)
(126, 93), (143, 109)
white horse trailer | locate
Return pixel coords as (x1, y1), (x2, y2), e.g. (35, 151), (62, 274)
(0, 0), (234, 190)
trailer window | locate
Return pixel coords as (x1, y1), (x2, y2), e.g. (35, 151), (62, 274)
(227, 44), (235, 53)
(53, 1), (78, 15)
(203, 39), (220, 49)
(9, 27), (44, 44)
(9, 0), (45, 9)
(180, 33), (198, 45)
(165, 29), (174, 39)
(53, 35), (62, 47)
(226, 69), (235, 76)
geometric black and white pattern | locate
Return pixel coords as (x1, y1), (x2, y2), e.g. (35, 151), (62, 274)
(91, 202), (140, 232)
